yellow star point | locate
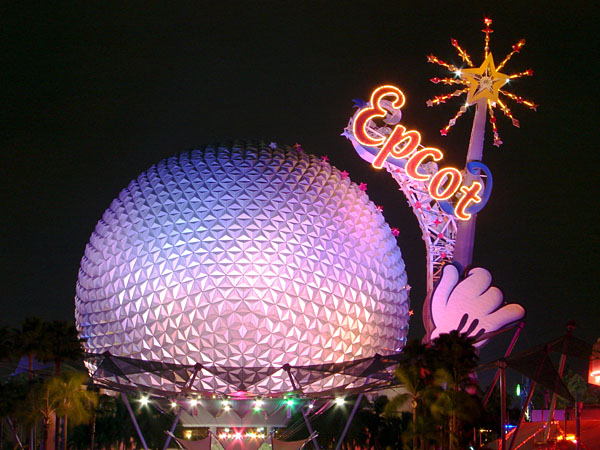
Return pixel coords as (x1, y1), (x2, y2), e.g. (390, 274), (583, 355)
(461, 52), (509, 104)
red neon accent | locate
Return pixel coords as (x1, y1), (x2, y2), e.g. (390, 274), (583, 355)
(429, 168), (462, 200)
(405, 148), (443, 181)
(455, 181), (483, 220)
(372, 125), (421, 169)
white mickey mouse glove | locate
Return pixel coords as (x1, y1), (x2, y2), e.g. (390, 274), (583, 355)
(429, 264), (525, 347)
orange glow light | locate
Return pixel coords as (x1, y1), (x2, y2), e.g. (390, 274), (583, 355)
(455, 182), (483, 220)
(353, 85), (405, 147)
(373, 125), (421, 169)
(405, 148), (443, 181)
(429, 168), (463, 200)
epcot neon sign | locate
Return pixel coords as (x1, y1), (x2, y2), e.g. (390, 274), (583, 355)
(350, 85), (492, 220)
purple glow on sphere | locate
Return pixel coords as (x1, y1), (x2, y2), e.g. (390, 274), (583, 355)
(75, 144), (410, 394)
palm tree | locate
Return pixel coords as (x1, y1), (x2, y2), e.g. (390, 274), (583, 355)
(386, 364), (426, 449)
(48, 372), (97, 450)
(14, 317), (46, 450)
(429, 331), (481, 450)
(385, 339), (435, 449)
(23, 378), (56, 450)
(0, 376), (29, 450)
(35, 320), (84, 450)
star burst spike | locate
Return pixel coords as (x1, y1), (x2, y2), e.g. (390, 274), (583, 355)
(451, 38), (473, 67)
(426, 18), (537, 146)
(497, 39), (526, 71)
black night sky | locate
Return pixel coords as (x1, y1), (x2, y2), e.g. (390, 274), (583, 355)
(2, 1), (598, 363)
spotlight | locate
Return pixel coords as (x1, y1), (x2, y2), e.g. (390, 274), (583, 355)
(335, 397), (345, 406)
(170, 401), (177, 408)
(189, 398), (198, 407)
(139, 396), (149, 406)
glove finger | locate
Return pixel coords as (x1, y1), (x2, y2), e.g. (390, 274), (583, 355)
(479, 304), (526, 334)
(475, 286), (504, 316)
(431, 264), (460, 311)
(453, 267), (493, 301)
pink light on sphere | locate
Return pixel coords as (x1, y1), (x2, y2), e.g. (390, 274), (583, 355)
(75, 143), (410, 394)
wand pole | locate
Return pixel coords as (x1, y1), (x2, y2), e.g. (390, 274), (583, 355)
(454, 98), (487, 270)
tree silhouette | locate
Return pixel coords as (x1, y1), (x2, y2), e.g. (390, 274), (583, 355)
(14, 317), (45, 380)
(429, 331), (481, 450)
(386, 339), (441, 449)
(37, 320), (83, 376)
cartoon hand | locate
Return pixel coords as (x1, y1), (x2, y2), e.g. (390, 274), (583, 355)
(429, 264), (525, 347)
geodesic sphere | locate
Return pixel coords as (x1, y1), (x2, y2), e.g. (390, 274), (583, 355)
(75, 143), (409, 394)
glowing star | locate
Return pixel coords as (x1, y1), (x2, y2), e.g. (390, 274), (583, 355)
(426, 18), (537, 145)
(461, 53), (509, 104)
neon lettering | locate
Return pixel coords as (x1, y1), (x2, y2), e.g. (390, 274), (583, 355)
(373, 125), (421, 169)
(353, 86), (405, 147)
(429, 168), (463, 200)
(351, 85), (490, 220)
(454, 182), (483, 220)
(405, 148), (443, 181)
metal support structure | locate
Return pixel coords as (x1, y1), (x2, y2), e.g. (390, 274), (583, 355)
(575, 399), (581, 450)
(333, 383), (370, 450)
(499, 360), (507, 450)
(507, 345), (549, 450)
(483, 321), (524, 406)
(121, 392), (149, 450)
(543, 323), (574, 443)
(543, 349), (568, 442)
(454, 98), (487, 270)
(284, 366), (320, 450)
(162, 364), (202, 450)
(4, 418), (23, 450)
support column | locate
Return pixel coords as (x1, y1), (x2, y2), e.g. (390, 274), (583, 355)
(499, 360), (507, 450)
(575, 399), (581, 450)
(454, 98), (487, 270)
(333, 388), (369, 450)
(507, 344), (550, 450)
(121, 392), (149, 450)
(284, 365), (320, 450)
(483, 322), (524, 406)
(162, 364), (202, 450)
(543, 322), (574, 443)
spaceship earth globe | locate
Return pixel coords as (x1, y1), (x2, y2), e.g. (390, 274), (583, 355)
(75, 143), (410, 395)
